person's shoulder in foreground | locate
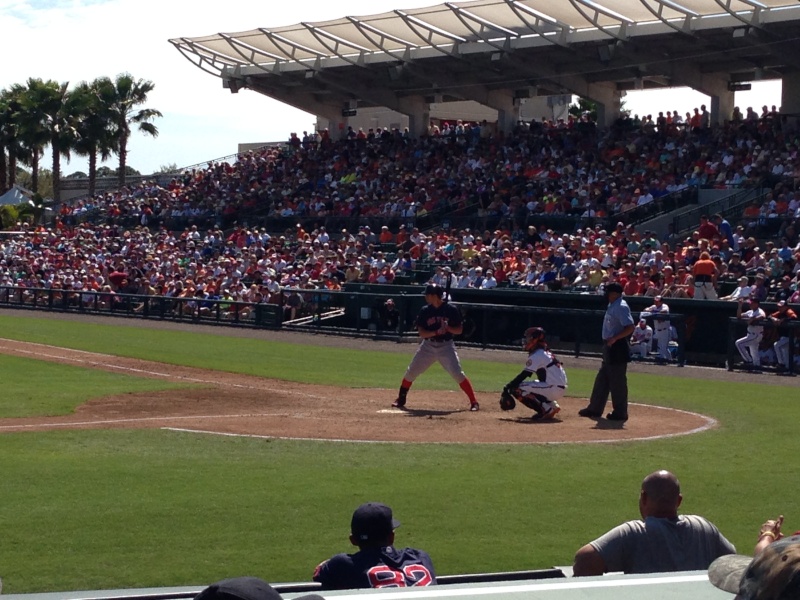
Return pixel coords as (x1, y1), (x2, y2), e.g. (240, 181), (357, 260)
(573, 470), (735, 576)
(195, 577), (323, 600)
(313, 502), (437, 590)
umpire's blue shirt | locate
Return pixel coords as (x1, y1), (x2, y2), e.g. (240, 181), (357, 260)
(603, 297), (634, 341)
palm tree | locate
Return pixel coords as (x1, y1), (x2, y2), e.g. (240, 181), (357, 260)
(0, 88), (14, 193)
(14, 79), (59, 197)
(72, 78), (117, 197)
(0, 84), (35, 193)
(106, 73), (162, 186)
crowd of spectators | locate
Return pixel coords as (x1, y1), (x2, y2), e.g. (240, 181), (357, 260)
(2, 105), (799, 324)
(58, 103), (797, 233)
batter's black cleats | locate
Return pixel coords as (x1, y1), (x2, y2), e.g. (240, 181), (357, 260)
(391, 397), (407, 408)
(469, 402), (480, 412)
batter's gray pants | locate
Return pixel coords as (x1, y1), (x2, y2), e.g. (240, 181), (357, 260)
(403, 339), (466, 383)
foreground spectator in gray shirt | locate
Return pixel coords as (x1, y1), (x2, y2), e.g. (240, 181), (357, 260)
(573, 470), (735, 576)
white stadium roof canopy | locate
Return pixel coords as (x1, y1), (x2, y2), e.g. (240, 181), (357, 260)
(170, 0), (800, 121)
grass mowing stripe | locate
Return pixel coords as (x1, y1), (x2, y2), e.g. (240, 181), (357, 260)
(0, 354), (194, 417)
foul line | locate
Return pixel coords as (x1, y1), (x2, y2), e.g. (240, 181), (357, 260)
(0, 412), (296, 431)
(0, 339), (325, 399)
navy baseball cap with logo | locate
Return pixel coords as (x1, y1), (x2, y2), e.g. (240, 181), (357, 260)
(708, 535), (800, 599)
(351, 502), (400, 542)
(195, 577), (324, 600)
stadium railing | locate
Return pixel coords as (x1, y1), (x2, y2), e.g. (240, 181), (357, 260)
(0, 287), (284, 329)
(671, 184), (765, 238)
(8, 283), (799, 369)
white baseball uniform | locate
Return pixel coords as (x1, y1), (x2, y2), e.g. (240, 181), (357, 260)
(641, 301), (671, 360)
(736, 307), (766, 366)
(629, 323), (653, 358)
(518, 347), (568, 404)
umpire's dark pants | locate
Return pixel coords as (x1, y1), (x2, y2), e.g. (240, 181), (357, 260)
(587, 347), (628, 416)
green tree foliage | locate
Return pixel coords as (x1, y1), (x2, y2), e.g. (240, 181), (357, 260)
(155, 163), (179, 174)
(72, 77), (117, 197)
(0, 204), (20, 229)
(0, 74), (160, 196)
(105, 74), (162, 186)
(15, 167), (53, 200)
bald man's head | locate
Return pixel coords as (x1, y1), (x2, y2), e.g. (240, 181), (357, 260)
(639, 470), (682, 518)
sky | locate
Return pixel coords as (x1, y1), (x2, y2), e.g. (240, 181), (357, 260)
(0, 0), (782, 177)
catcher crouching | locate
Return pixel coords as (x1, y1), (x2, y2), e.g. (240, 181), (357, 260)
(500, 327), (567, 420)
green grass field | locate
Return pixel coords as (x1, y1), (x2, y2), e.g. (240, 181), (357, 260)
(0, 314), (797, 594)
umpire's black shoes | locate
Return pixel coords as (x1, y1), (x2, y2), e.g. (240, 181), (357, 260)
(606, 412), (629, 422)
(578, 407), (602, 418)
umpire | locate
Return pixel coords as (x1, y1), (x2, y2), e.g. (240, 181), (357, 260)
(579, 282), (635, 422)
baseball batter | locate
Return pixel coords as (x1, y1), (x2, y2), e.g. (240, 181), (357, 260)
(392, 284), (479, 411)
(499, 327), (566, 420)
(641, 295), (671, 361)
(735, 296), (766, 367)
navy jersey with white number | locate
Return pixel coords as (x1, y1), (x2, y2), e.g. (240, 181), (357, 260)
(313, 545), (437, 590)
(416, 302), (462, 341)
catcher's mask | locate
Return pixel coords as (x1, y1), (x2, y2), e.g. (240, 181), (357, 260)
(524, 327), (547, 352)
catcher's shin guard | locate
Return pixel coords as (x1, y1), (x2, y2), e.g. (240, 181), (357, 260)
(519, 393), (546, 415)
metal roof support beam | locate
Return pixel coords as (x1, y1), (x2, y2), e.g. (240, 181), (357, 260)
(257, 29), (328, 69)
(638, 0), (699, 35)
(300, 23), (371, 68)
(171, 39), (241, 78)
(713, 0), (765, 28)
(394, 9), (467, 57)
(345, 16), (417, 64)
(445, 3), (519, 52)
(505, 0), (572, 48)
(568, 0), (632, 42)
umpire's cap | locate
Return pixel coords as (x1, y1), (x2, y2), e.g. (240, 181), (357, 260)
(605, 282), (624, 295)
(195, 577), (323, 600)
(351, 502), (401, 543)
(423, 283), (444, 297)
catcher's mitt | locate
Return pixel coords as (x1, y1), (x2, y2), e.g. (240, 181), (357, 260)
(499, 388), (517, 411)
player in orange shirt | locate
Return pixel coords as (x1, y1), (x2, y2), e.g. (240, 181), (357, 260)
(692, 251), (718, 299)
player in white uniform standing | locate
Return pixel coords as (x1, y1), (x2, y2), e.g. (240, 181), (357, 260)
(641, 295), (671, 361)
(629, 318), (653, 359)
(500, 327), (567, 420)
(735, 296), (766, 367)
